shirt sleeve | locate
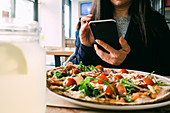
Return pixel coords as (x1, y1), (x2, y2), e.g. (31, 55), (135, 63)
(153, 12), (170, 75)
(71, 36), (98, 66)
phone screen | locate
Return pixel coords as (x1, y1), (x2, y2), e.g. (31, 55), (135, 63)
(89, 19), (121, 51)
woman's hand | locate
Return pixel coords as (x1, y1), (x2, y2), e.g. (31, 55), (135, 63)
(94, 37), (131, 65)
(79, 14), (95, 47)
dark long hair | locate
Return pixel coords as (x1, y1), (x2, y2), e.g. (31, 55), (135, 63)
(90, 0), (153, 46)
(76, 18), (81, 31)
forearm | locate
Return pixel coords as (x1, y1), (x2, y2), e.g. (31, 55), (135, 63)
(71, 44), (98, 65)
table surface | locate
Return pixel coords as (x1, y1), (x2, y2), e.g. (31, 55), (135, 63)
(45, 46), (75, 56)
(46, 105), (170, 113)
(45, 66), (170, 113)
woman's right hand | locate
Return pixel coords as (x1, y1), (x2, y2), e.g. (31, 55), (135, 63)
(79, 14), (95, 47)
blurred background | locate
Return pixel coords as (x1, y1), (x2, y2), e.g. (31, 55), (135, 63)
(0, 0), (169, 66)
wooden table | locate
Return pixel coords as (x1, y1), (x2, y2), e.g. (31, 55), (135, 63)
(45, 47), (75, 67)
(45, 67), (170, 113)
(46, 105), (170, 113)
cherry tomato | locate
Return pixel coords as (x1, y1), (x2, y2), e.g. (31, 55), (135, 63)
(97, 73), (109, 84)
(70, 69), (79, 75)
(112, 75), (123, 81)
(143, 78), (155, 86)
(63, 78), (77, 87)
(120, 69), (128, 73)
(66, 62), (74, 68)
(103, 84), (118, 96)
(59, 69), (67, 73)
(96, 65), (103, 71)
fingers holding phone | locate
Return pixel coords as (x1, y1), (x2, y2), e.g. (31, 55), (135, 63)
(79, 14), (95, 47)
(81, 14), (93, 25)
(94, 37), (131, 65)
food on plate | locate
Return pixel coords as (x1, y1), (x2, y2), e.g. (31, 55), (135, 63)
(47, 62), (170, 105)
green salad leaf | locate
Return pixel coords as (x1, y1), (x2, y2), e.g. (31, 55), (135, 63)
(78, 61), (100, 72)
(73, 78), (101, 97)
(120, 78), (136, 95)
(64, 77), (117, 98)
(89, 78), (117, 96)
(52, 71), (67, 78)
(122, 95), (133, 102)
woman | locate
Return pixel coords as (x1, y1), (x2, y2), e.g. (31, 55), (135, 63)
(70, 0), (170, 76)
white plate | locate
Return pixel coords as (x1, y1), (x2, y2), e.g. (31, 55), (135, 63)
(48, 70), (170, 110)
(51, 92), (170, 110)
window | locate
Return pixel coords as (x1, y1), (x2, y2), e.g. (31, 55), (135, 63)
(0, 0), (38, 22)
(151, 0), (170, 28)
(15, 0), (34, 22)
(165, 0), (170, 7)
(64, 0), (71, 39)
(0, 0), (11, 20)
(79, 2), (93, 17)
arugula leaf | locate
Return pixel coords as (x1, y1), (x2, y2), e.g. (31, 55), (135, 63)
(90, 65), (99, 71)
(78, 61), (86, 72)
(64, 85), (75, 90)
(96, 93), (105, 98)
(147, 91), (151, 96)
(64, 77), (118, 98)
(78, 61), (99, 72)
(126, 88), (135, 95)
(146, 71), (155, 78)
(120, 78), (136, 95)
(52, 71), (67, 78)
(64, 63), (74, 70)
(89, 78), (117, 96)
(122, 95), (133, 102)
(75, 78), (101, 97)
(145, 71), (170, 86)
(154, 81), (170, 86)
(93, 88), (101, 97)
(85, 66), (91, 72)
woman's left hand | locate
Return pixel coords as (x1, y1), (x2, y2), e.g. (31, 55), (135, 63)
(94, 37), (131, 65)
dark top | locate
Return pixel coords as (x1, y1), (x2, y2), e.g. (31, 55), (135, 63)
(75, 30), (80, 46)
(71, 11), (170, 76)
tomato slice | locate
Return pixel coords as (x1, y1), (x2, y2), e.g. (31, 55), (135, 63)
(103, 84), (118, 96)
(70, 69), (79, 75)
(63, 78), (77, 87)
(112, 75), (123, 81)
(66, 62), (74, 68)
(143, 78), (155, 86)
(96, 73), (109, 84)
(120, 69), (128, 73)
(96, 65), (103, 71)
(117, 97), (125, 103)
(59, 69), (67, 73)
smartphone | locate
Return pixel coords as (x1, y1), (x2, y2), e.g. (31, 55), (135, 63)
(89, 19), (121, 51)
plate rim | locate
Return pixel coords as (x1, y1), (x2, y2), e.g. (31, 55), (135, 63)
(49, 89), (170, 110)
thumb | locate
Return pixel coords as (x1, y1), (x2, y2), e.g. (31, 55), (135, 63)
(80, 22), (89, 34)
(119, 37), (131, 52)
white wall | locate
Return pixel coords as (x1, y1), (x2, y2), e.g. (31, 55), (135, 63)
(71, 0), (92, 38)
(39, 0), (64, 47)
(38, 0), (93, 47)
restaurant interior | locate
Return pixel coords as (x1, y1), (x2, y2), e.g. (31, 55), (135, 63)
(0, 0), (170, 113)
(1, 0), (169, 67)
